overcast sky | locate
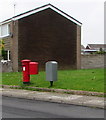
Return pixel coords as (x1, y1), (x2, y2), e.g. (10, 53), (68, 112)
(0, 0), (104, 46)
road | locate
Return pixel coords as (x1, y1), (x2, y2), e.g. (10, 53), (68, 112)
(2, 96), (104, 118)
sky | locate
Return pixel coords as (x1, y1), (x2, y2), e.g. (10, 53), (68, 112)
(0, 0), (105, 47)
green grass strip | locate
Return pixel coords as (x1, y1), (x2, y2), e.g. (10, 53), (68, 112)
(2, 68), (104, 92)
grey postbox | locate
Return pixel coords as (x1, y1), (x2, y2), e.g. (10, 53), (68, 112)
(46, 61), (58, 86)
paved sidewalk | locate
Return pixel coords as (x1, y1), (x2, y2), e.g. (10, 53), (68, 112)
(1, 88), (104, 109)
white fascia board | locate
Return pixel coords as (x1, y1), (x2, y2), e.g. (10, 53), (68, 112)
(0, 20), (12, 25)
(13, 5), (50, 21)
(14, 5), (82, 26)
(0, 4), (82, 26)
(0, 6), (50, 25)
(49, 6), (82, 26)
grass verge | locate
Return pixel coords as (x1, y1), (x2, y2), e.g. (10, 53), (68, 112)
(2, 68), (104, 92)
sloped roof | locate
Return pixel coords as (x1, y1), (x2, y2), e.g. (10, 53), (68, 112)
(81, 45), (85, 49)
(0, 4), (82, 26)
(86, 44), (106, 49)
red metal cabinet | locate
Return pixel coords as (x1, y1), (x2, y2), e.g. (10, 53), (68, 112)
(29, 62), (38, 75)
(21, 59), (31, 83)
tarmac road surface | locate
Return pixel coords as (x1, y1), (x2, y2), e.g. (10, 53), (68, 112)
(2, 96), (104, 119)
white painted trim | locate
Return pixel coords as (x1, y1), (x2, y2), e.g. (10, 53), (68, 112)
(14, 5), (50, 21)
(0, 24), (10, 38)
(7, 50), (10, 61)
(0, 4), (82, 26)
(0, 34), (10, 39)
(0, 20), (12, 25)
(50, 6), (82, 26)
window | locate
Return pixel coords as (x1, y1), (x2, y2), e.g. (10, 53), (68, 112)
(0, 24), (10, 38)
(1, 50), (10, 61)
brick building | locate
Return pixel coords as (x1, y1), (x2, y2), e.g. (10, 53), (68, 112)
(0, 4), (82, 71)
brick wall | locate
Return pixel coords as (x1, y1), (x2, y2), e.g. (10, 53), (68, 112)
(1, 54), (105, 72)
(1, 21), (19, 72)
(18, 8), (80, 70)
(81, 54), (105, 69)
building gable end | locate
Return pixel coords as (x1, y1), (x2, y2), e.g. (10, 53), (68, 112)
(1, 4), (82, 26)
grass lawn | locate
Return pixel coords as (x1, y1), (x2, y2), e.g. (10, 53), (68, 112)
(2, 68), (104, 92)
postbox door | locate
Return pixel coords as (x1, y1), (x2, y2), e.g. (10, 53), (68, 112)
(29, 62), (38, 75)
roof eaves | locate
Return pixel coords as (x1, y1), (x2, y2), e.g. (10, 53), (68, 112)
(86, 44), (91, 49)
(0, 4), (50, 25)
(13, 4), (50, 20)
(0, 18), (13, 25)
(49, 4), (82, 26)
(0, 3), (82, 26)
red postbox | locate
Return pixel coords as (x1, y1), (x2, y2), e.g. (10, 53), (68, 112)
(21, 59), (31, 84)
(29, 62), (38, 75)
(21, 59), (38, 84)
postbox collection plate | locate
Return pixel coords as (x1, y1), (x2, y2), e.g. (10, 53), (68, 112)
(23, 67), (25, 71)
